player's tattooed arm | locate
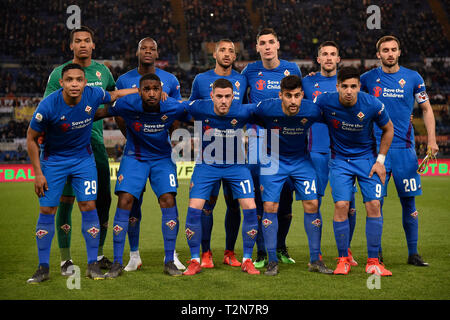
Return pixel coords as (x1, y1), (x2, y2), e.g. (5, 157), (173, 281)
(369, 119), (394, 185)
(26, 127), (48, 197)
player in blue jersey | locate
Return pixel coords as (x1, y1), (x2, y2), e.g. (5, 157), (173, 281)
(189, 39), (248, 269)
(116, 37), (185, 272)
(361, 35), (438, 266)
(253, 75), (333, 275)
(302, 41), (358, 267)
(94, 73), (188, 277)
(241, 28), (302, 268)
(182, 79), (260, 276)
(315, 67), (394, 276)
(26, 64), (136, 283)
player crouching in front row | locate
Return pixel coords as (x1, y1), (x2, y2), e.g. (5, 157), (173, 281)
(26, 64), (137, 283)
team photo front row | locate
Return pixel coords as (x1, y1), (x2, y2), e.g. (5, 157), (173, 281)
(25, 27), (437, 283)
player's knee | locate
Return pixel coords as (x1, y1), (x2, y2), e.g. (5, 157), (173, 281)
(60, 195), (75, 204)
(303, 199), (319, 213)
(239, 198), (256, 210)
(334, 201), (350, 220)
(78, 200), (96, 212)
(208, 195), (218, 205)
(117, 192), (135, 211)
(40, 206), (57, 215)
(159, 193), (176, 208)
(263, 201), (278, 213)
(365, 200), (381, 217)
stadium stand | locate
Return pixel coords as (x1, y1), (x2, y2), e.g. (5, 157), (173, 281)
(0, 0), (449, 159)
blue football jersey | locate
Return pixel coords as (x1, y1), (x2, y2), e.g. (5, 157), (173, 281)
(116, 67), (182, 100)
(184, 99), (256, 167)
(361, 66), (428, 148)
(303, 73), (337, 153)
(253, 98), (322, 159)
(30, 86), (111, 159)
(108, 94), (185, 160)
(314, 91), (390, 159)
(241, 59), (302, 103)
(189, 69), (247, 102)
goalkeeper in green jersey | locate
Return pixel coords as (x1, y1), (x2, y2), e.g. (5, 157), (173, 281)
(43, 26), (116, 275)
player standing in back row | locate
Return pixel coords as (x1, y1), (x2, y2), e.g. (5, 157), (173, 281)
(361, 35), (438, 266)
(115, 37), (185, 272)
(241, 28), (302, 268)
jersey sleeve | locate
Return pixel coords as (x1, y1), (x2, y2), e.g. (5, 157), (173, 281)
(115, 76), (124, 90)
(43, 68), (62, 98)
(188, 75), (201, 101)
(169, 75), (182, 100)
(412, 72), (429, 104)
(360, 71), (369, 93)
(373, 98), (390, 128)
(92, 87), (112, 107)
(108, 98), (126, 117)
(29, 102), (49, 133)
(293, 63), (302, 78)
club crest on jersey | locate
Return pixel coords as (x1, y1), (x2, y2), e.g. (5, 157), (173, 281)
(85, 105), (92, 115)
(357, 111), (365, 121)
(87, 226), (100, 238)
(113, 224), (123, 236)
(96, 71), (102, 80)
(284, 69), (290, 77)
(398, 78), (406, 88)
(301, 118), (308, 125)
(118, 174), (124, 184)
(161, 114), (168, 122)
(185, 228), (195, 240)
(165, 220), (177, 230)
(262, 218), (272, 228)
(60, 224), (71, 234)
(230, 119), (238, 126)
(311, 219), (322, 227)
(235, 81), (240, 89)
(36, 229), (48, 239)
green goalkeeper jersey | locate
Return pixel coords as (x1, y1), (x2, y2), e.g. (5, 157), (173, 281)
(44, 60), (116, 145)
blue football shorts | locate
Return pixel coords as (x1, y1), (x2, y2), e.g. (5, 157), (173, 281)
(115, 156), (177, 199)
(259, 156), (318, 203)
(329, 156), (384, 203)
(384, 147), (422, 198)
(39, 155), (98, 207)
(190, 164), (254, 200)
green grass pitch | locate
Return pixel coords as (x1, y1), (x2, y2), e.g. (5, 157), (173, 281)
(0, 176), (449, 300)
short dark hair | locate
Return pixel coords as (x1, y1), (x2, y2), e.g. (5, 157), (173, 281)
(376, 35), (401, 52)
(215, 38), (234, 51)
(318, 41), (339, 55)
(70, 26), (95, 43)
(139, 73), (161, 87)
(337, 67), (360, 83)
(256, 28), (278, 42)
(61, 63), (85, 77)
(212, 78), (233, 91)
(280, 75), (303, 91)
